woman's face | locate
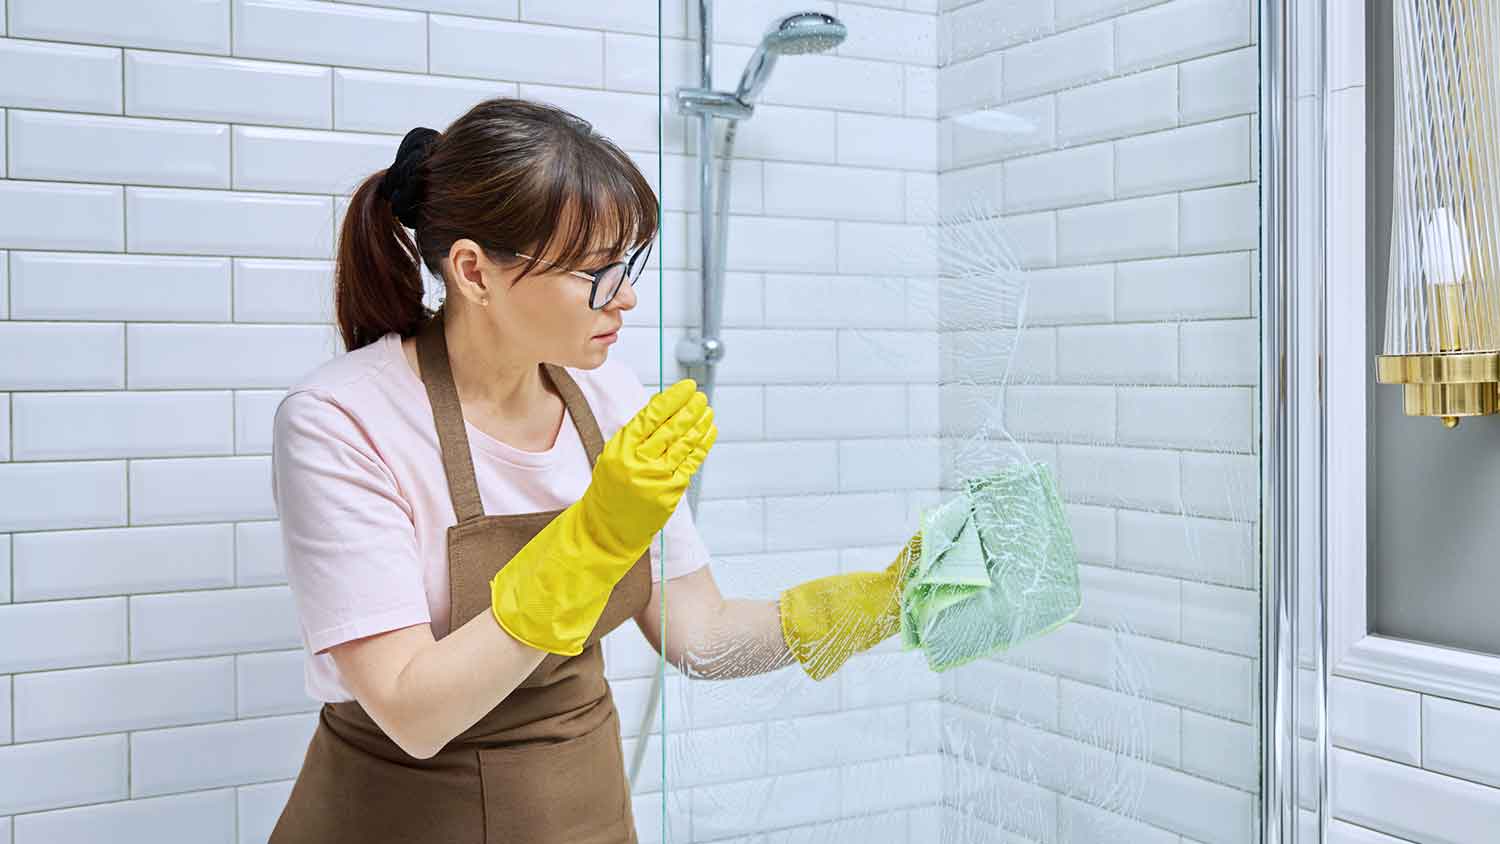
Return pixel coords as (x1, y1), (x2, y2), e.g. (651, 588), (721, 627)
(447, 234), (639, 370)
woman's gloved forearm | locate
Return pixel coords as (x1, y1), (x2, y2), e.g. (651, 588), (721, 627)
(777, 531), (921, 680)
(489, 378), (718, 655)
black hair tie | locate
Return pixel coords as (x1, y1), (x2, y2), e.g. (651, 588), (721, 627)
(377, 126), (440, 229)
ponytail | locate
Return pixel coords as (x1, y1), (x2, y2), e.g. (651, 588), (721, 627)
(333, 171), (429, 352)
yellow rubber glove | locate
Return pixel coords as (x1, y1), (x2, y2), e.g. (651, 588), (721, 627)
(778, 531), (922, 681)
(490, 378), (718, 655)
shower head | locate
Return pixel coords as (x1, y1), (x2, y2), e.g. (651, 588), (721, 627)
(734, 12), (847, 106)
(761, 11), (847, 55)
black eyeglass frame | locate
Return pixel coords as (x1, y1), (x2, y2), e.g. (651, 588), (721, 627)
(509, 238), (655, 310)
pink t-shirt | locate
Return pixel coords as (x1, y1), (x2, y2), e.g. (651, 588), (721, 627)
(270, 330), (711, 703)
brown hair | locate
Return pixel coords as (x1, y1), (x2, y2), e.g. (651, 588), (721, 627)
(334, 97), (659, 351)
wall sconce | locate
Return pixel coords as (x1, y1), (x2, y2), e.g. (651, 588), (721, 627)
(1375, 0), (1500, 428)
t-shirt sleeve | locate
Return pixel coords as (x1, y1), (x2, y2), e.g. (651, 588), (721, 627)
(654, 490), (713, 581)
(271, 389), (432, 656)
(609, 362), (712, 582)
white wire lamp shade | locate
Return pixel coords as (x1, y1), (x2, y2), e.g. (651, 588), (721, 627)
(1376, 0), (1500, 428)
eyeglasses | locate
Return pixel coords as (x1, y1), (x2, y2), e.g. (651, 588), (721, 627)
(511, 239), (654, 310)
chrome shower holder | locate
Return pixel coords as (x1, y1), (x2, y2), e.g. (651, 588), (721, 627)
(675, 88), (753, 120)
(675, 334), (726, 368)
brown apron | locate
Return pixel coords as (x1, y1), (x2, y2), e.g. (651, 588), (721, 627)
(269, 307), (652, 844)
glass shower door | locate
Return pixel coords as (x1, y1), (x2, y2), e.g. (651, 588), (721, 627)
(638, 1), (1324, 841)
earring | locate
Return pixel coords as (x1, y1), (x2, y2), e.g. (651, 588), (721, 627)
(480, 297), (490, 306)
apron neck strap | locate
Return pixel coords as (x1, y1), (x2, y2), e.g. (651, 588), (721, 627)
(414, 306), (609, 524)
(540, 362), (606, 467)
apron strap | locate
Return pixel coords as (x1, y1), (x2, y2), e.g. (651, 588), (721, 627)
(415, 307), (486, 523)
(541, 363), (605, 468)
(414, 306), (612, 523)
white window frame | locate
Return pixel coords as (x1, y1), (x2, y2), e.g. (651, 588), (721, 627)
(1326, 0), (1500, 709)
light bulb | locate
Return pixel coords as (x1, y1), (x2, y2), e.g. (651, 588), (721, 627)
(1420, 206), (1470, 286)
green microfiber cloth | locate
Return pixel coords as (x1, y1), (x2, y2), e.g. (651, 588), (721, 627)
(899, 461), (1083, 672)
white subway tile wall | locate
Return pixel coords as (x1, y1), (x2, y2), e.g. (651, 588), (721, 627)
(929, 0), (1264, 841)
(0, 0), (946, 837)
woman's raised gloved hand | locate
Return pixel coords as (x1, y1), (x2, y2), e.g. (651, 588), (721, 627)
(490, 378), (717, 655)
(778, 531), (922, 681)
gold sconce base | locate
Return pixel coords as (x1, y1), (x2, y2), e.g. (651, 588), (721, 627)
(1376, 352), (1500, 427)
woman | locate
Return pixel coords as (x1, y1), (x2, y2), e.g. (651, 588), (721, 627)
(267, 98), (920, 844)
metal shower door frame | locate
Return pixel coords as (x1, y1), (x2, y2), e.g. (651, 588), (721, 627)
(1261, 0), (1331, 842)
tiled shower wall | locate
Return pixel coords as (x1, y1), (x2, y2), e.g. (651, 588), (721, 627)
(0, 0), (947, 842)
(932, 0), (1263, 842)
(612, 1), (947, 842)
